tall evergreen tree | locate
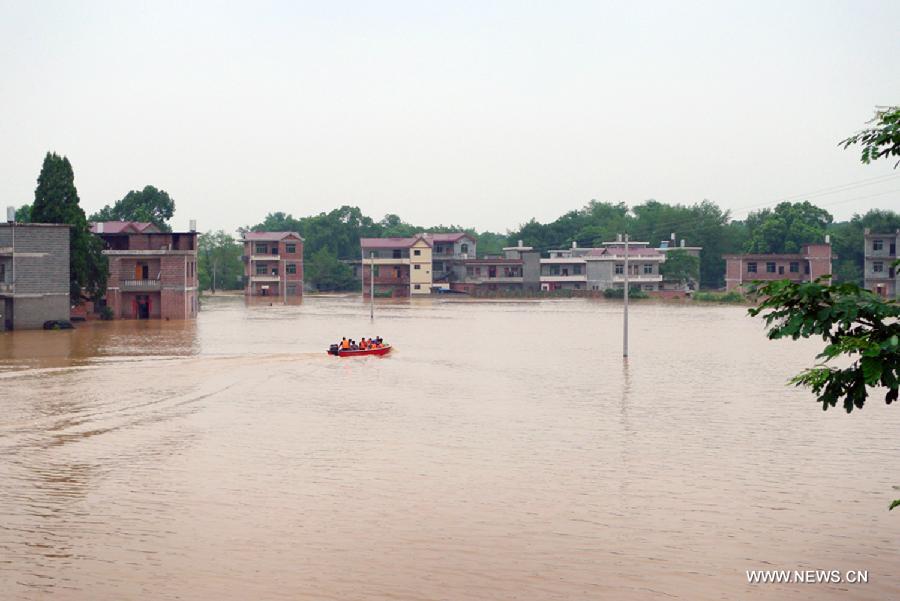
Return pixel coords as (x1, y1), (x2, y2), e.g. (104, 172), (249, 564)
(31, 152), (108, 303)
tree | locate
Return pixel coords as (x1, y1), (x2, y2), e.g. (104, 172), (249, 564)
(660, 249), (700, 286)
(198, 230), (243, 292)
(744, 201), (832, 254)
(90, 185), (175, 231)
(841, 106), (900, 168)
(31, 152), (107, 303)
(15, 204), (31, 223)
(305, 247), (357, 291)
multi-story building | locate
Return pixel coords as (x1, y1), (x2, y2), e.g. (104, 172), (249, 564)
(0, 216), (70, 331)
(360, 235), (433, 297)
(241, 231), (304, 298)
(91, 221), (199, 319)
(431, 233), (477, 287)
(864, 229), (899, 299)
(447, 241), (541, 294)
(722, 241), (832, 292)
(539, 240), (666, 292)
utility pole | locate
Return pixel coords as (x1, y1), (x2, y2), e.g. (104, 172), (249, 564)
(623, 233), (629, 358)
(370, 251), (375, 320)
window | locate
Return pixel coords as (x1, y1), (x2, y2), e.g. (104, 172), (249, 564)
(271, 267), (278, 276)
(789, 262), (799, 273)
(256, 264), (267, 275)
(747, 262), (757, 273)
(573, 264), (583, 275)
(414, 264), (421, 270)
(873, 239), (884, 251)
(643, 284), (655, 290)
(873, 261), (884, 273)
(643, 264), (653, 274)
(414, 283), (421, 290)
(286, 244), (296, 254)
(804, 263), (810, 274)
(766, 262), (776, 273)
(271, 246), (278, 255)
(615, 264), (624, 274)
(373, 265), (380, 277)
(287, 263), (297, 274)
(255, 243), (267, 254)
(287, 284), (297, 296)
(393, 249), (402, 259)
(550, 265), (560, 275)
(574, 283), (581, 289)
(467, 266), (476, 276)
(460, 244), (469, 255)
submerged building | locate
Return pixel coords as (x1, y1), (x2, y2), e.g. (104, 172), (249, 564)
(722, 241), (832, 292)
(863, 229), (899, 299)
(0, 216), (70, 331)
(539, 240), (666, 292)
(90, 221), (199, 319)
(241, 231), (304, 298)
(360, 234), (434, 297)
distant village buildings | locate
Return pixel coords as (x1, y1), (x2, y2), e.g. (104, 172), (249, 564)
(0, 217), (70, 331)
(864, 228), (899, 299)
(540, 239), (666, 292)
(722, 241), (833, 292)
(89, 221), (200, 319)
(241, 231), (304, 298)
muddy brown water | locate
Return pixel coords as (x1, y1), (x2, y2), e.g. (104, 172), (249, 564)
(1, 295), (898, 600)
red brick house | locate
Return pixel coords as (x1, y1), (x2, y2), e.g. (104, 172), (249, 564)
(241, 231), (304, 298)
(723, 242), (832, 291)
(89, 221), (199, 319)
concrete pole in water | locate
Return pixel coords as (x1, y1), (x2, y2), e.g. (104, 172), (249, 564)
(623, 233), (629, 358)
(370, 251), (375, 320)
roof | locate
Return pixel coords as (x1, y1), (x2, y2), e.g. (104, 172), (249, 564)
(427, 232), (473, 243)
(242, 231), (303, 241)
(360, 235), (432, 249)
(90, 221), (161, 234)
(592, 245), (663, 257)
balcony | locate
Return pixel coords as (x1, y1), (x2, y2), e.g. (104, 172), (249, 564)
(250, 254), (279, 261)
(250, 275), (281, 283)
(540, 274), (587, 282)
(0, 246), (12, 256)
(121, 279), (161, 291)
(612, 274), (663, 283)
(0, 282), (12, 293)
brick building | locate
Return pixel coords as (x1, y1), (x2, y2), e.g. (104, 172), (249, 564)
(241, 231), (304, 298)
(723, 242), (832, 291)
(0, 219), (70, 330)
(863, 229), (898, 299)
(90, 221), (199, 319)
(360, 235), (432, 297)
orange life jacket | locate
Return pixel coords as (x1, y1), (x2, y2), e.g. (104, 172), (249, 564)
(341, 339), (350, 349)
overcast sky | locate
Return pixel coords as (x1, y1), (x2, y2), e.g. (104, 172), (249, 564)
(1, 1), (898, 234)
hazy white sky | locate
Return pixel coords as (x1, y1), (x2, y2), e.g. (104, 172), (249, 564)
(1, 1), (898, 234)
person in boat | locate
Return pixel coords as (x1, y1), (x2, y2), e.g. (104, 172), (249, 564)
(340, 337), (350, 350)
(360, 337), (368, 350)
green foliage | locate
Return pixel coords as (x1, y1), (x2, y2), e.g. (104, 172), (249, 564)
(90, 185), (175, 231)
(602, 287), (649, 299)
(99, 305), (114, 320)
(660, 249), (700, 284)
(692, 290), (745, 303)
(840, 106), (900, 168)
(744, 201), (832, 254)
(748, 277), (899, 413)
(306, 247), (357, 291)
(31, 152), (108, 304)
(198, 230), (243, 291)
(15, 204), (32, 223)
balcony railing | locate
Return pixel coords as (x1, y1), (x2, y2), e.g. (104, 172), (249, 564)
(122, 279), (161, 291)
(0, 246), (12, 256)
(0, 282), (12, 293)
(540, 274), (587, 282)
(250, 275), (280, 283)
(612, 274), (663, 282)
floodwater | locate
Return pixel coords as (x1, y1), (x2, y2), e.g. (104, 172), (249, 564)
(1, 295), (898, 601)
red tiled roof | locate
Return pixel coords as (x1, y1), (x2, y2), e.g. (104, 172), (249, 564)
(427, 232), (473, 243)
(242, 231), (303, 241)
(360, 235), (432, 248)
(90, 221), (160, 234)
